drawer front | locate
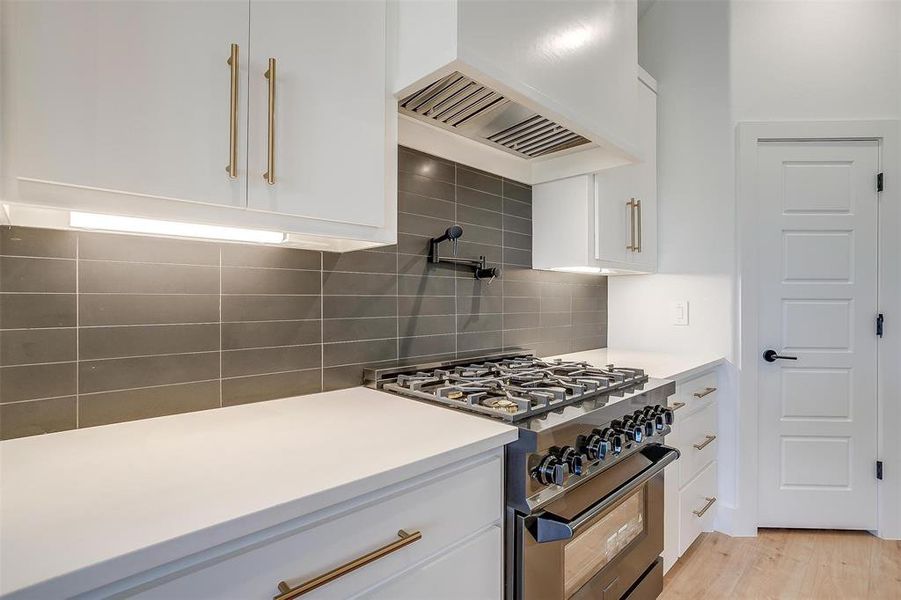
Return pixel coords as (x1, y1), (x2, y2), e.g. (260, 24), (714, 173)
(133, 456), (502, 600)
(678, 461), (717, 556)
(672, 371), (718, 418)
(677, 402), (718, 488)
(358, 526), (502, 600)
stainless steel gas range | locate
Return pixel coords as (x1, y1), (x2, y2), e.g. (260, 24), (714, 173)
(365, 352), (679, 600)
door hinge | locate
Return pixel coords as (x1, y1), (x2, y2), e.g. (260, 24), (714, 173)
(876, 460), (883, 480)
(877, 313), (884, 337)
(877, 172), (884, 192)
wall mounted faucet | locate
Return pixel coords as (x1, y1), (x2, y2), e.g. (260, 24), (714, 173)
(429, 226), (501, 283)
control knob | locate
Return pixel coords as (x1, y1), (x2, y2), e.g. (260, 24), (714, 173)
(612, 418), (643, 444)
(599, 427), (624, 455)
(634, 410), (655, 438)
(577, 432), (608, 461)
(532, 454), (565, 486)
(551, 445), (584, 477)
(660, 405), (674, 425)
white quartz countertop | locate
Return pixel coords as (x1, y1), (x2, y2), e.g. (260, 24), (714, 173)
(548, 348), (725, 381)
(0, 387), (518, 597)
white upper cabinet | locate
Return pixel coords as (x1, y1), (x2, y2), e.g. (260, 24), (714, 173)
(1, 0), (396, 252)
(392, 0), (639, 185)
(532, 72), (657, 275)
(246, 1), (389, 229)
(1, 0), (249, 209)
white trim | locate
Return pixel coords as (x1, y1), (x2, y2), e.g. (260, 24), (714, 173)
(735, 120), (901, 539)
(637, 65), (657, 93)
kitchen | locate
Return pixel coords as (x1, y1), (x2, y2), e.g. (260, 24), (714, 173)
(0, 1), (899, 599)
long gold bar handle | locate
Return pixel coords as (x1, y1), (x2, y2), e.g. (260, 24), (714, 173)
(671, 401), (686, 411)
(694, 386), (717, 399)
(635, 198), (642, 252)
(263, 58), (276, 185)
(693, 434), (717, 450)
(273, 530), (421, 600)
(693, 496), (717, 517)
(625, 199), (635, 251)
(225, 43), (239, 178)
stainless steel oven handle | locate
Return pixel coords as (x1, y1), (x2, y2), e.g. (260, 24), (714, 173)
(526, 445), (680, 543)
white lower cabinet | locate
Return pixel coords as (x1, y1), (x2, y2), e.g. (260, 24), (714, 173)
(662, 368), (720, 572)
(125, 453), (503, 600)
(678, 461), (718, 556)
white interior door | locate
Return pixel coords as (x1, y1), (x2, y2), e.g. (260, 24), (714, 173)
(757, 140), (879, 529)
(247, 0), (387, 227)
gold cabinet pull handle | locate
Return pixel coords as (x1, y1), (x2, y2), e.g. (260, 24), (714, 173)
(693, 386), (717, 399)
(693, 434), (717, 450)
(625, 199), (636, 251)
(263, 58), (276, 185)
(635, 198), (642, 252)
(273, 529), (421, 600)
(225, 43), (239, 178)
(693, 496), (717, 517)
(671, 401), (686, 411)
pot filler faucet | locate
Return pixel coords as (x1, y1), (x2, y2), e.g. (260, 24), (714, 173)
(429, 225), (501, 283)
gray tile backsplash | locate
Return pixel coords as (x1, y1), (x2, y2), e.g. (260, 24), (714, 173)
(0, 147), (607, 440)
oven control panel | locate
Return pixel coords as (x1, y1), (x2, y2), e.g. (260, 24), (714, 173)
(528, 404), (673, 488)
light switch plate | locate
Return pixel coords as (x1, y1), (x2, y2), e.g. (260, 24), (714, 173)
(673, 300), (689, 326)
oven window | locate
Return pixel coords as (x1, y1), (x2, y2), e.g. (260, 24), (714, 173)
(563, 488), (646, 598)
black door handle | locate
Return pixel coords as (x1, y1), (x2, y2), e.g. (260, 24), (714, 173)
(763, 349), (798, 363)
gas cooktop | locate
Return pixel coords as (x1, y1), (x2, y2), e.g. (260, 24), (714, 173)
(364, 352), (649, 422)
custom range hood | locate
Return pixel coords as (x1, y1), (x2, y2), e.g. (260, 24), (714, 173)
(392, 0), (641, 184)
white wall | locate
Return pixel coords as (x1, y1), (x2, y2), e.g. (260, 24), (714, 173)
(732, 0), (900, 121)
(615, 0), (901, 538)
(609, 0), (734, 361)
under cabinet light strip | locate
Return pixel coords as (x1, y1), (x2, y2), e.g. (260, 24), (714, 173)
(69, 212), (286, 244)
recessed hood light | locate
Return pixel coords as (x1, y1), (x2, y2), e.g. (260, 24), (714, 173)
(69, 212), (286, 244)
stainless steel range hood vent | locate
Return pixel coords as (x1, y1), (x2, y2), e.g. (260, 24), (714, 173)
(399, 72), (591, 159)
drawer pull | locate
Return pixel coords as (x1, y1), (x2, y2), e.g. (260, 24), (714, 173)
(671, 401), (686, 411)
(693, 434), (717, 450)
(693, 387), (717, 399)
(693, 496), (717, 517)
(274, 529), (421, 600)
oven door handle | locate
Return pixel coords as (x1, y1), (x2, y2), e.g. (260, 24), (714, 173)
(525, 445), (680, 543)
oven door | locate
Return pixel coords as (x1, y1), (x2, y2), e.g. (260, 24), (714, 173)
(516, 445), (679, 600)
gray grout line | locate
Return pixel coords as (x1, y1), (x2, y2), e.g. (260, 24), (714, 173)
(78, 378), (225, 398)
(75, 234), (80, 427)
(320, 252), (324, 392)
(218, 246), (223, 408)
(453, 163), (458, 359)
(1, 393), (80, 406)
(0, 255), (75, 261)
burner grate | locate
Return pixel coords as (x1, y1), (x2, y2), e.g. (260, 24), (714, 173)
(379, 355), (648, 422)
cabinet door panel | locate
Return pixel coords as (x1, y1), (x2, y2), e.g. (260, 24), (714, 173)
(628, 82), (657, 271)
(360, 527), (501, 600)
(247, 1), (387, 227)
(593, 171), (630, 265)
(3, 0), (249, 208)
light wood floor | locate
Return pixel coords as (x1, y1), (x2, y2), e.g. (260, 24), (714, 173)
(660, 529), (901, 600)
